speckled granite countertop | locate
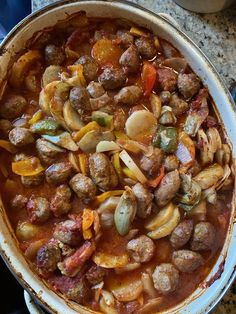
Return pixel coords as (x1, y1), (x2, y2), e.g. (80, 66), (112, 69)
(32, 0), (236, 313)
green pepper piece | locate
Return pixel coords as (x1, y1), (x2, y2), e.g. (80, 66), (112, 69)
(153, 126), (178, 153)
(30, 119), (60, 135)
(92, 111), (113, 128)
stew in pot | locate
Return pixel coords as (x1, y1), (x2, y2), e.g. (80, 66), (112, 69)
(0, 11), (233, 314)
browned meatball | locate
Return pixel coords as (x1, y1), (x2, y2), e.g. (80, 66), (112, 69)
(160, 91), (171, 105)
(75, 55), (98, 82)
(86, 264), (107, 285)
(45, 162), (73, 185)
(114, 86), (142, 105)
(11, 194), (28, 211)
(53, 220), (82, 247)
(154, 170), (180, 207)
(152, 263), (179, 294)
(116, 30), (134, 47)
(0, 94), (27, 119)
(98, 67), (126, 90)
(170, 220), (193, 249)
(44, 44), (65, 65)
(21, 173), (44, 188)
(89, 153), (118, 191)
(27, 196), (50, 224)
(134, 37), (156, 59)
(50, 184), (72, 217)
(172, 250), (204, 273)
(140, 148), (163, 177)
(36, 241), (61, 272)
(113, 108), (126, 131)
(87, 81), (105, 98)
(127, 235), (155, 263)
(69, 87), (91, 112)
(119, 45), (140, 73)
(177, 73), (201, 99)
(157, 68), (177, 92)
(163, 155), (180, 172)
(132, 183), (153, 218)
(69, 173), (97, 203)
(9, 127), (34, 147)
(191, 222), (216, 251)
(168, 93), (189, 116)
(89, 93), (113, 111)
(0, 119), (12, 137)
(36, 138), (64, 164)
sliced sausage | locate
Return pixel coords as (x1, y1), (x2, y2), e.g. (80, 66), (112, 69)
(50, 184), (72, 217)
(98, 67), (126, 90)
(140, 148), (163, 177)
(0, 94), (27, 119)
(87, 81), (105, 98)
(75, 55), (98, 82)
(127, 235), (155, 263)
(36, 138), (65, 164)
(154, 170), (180, 207)
(119, 45), (140, 73)
(163, 155), (179, 172)
(45, 162), (73, 185)
(172, 250), (204, 273)
(36, 241), (61, 272)
(168, 93), (189, 116)
(44, 44), (65, 65)
(177, 73), (201, 99)
(116, 30), (134, 47)
(157, 68), (177, 92)
(70, 173), (97, 203)
(170, 220), (193, 249)
(89, 153), (118, 191)
(114, 86), (142, 105)
(21, 173), (44, 187)
(152, 263), (179, 294)
(11, 194), (28, 211)
(9, 127), (34, 147)
(191, 222), (216, 251)
(132, 183), (153, 218)
(53, 220), (82, 247)
(27, 196), (50, 224)
(134, 37), (156, 59)
(86, 264), (107, 285)
(69, 86), (91, 112)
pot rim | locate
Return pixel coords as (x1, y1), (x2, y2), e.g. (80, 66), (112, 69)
(0, 1), (236, 314)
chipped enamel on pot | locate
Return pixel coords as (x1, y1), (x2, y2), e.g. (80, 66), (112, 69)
(0, 1), (236, 313)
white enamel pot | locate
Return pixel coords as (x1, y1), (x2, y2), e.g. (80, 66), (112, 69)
(0, 1), (236, 313)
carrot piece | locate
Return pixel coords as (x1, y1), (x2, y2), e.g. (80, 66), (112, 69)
(94, 190), (124, 206)
(148, 166), (165, 188)
(78, 153), (88, 175)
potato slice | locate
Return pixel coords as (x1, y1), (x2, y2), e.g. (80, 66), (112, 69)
(147, 207), (180, 239)
(193, 163), (224, 190)
(39, 80), (60, 115)
(93, 251), (129, 268)
(145, 203), (175, 231)
(63, 101), (84, 131)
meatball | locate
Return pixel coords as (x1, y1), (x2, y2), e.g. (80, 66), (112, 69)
(36, 241), (61, 272)
(86, 264), (107, 285)
(170, 220), (193, 249)
(154, 170), (180, 207)
(98, 67), (126, 90)
(42, 65), (62, 87)
(172, 250), (204, 273)
(21, 173), (44, 187)
(132, 183), (153, 218)
(157, 68), (177, 92)
(119, 45), (140, 73)
(89, 153), (118, 191)
(9, 127), (34, 147)
(53, 220), (82, 247)
(11, 194), (28, 211)
(140, 148), (163, 177)
(116, 30), (134, 47)
(134, 37), (156, 59)
(191, 222), (216, 251)
(36, 138), (64, 164)
(69, 173), (97, 203)
(127, 235), (155, 263)
(50, 184), (72, 217)
(69, 86), (91, 112)
(114, 86), (142, 105)
(87, 81), (105, 98)
(27, 196), (50, 224)
(168, 93), (189, 116)
(160, 91), (171, 105)
(0, 94), (27, 119)
(152, 263), (179, 294)
(45, 162), (73, 185)
(113, 108), (126, 131)
(44, 44), (65, 65)
(177, 73), (201, 99)
(0, 119), (12, 137)
(75, 55), (98, 82)
(163, 155), (180, 172)
(89, 93), (113, 111)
